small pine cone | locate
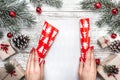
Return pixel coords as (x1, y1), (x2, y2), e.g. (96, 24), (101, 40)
(110, 65), (119, 74)
(12, 34), (30, 50)
(118, 43), (120, 49)
(104, 65), (119, 76)
(109, 40), (120, 53)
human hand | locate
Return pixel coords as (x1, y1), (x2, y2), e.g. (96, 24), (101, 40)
(26, 48), (45, 80)
(79, 46), (97, 80)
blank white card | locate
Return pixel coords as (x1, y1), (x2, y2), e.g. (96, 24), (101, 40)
(44, 19), (80, 80)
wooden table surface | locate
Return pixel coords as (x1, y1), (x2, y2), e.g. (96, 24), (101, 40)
(0, 0), (120, 80)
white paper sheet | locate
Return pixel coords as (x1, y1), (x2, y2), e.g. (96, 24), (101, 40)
(44, 19), (80, 80)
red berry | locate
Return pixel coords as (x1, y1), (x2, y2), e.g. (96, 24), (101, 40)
(94, 2), (102, 9)
(9, 11), (16, 17)
(111, 33), (117, 39)
(104, 39), (109, 44)
(95, 59), (100, 65)
(7, 32), (13, 38)
(108, 74), (112, 77)
(112, 8), (118, 15)
(36, 7), (42, 14)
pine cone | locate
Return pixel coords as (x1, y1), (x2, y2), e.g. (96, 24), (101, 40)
(12, 35), (30, 50)
(109, 40), (120, 53)
(103, 65), (119, 76)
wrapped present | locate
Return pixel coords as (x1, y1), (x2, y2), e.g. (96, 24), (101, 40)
(97, 54), (120, 80)
(80, 18), (90, 61)
(0, 59), (25, 80)
(36, 21), (59, 61)
(0, 41), (16, 60)
(97, 36), (110, 48)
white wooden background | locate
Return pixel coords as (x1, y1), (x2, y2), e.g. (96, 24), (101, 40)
(0, 0), (120, 80)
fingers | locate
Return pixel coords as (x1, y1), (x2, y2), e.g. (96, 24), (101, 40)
(90, 46), (96, 70)
(84, 48), (91, 67)
(34, 49), (40, 72)
(79, 57), (84, 75)
(30, 48), (35, 72)
(26, 48), (34, 74)
(26, 47), (35, 79)
(91, 46), (95, 67)
(26, 48), (44, 80)
(40, 60), (45, 80)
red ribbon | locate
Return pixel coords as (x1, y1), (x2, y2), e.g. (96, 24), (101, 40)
(0, 44), (9, 53)
(103, 36), (109, 45)
(10, 70), (17, 77)
(104, 39), (109, 44)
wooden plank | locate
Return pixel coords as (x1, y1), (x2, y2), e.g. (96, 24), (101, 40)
(1, 0), (120, 80)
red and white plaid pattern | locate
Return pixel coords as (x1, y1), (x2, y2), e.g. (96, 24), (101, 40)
(36, 21), (59, 60)
(80, 18), (90, 61)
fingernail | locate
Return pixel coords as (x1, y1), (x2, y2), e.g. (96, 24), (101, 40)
(30, 47), (35, 53)
(40, 59), (45, 64)
(80, 57), (83, 62)
(42, 60), (45, 64)
(88, 47), (91, 51)
(91, 46), (94, 50)
(33, 48), (35, 52)
(38, 58), (41, 62)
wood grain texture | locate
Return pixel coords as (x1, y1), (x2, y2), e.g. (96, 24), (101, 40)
(0, 0), (120, 80)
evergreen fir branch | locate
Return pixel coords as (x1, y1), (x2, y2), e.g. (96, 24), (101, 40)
(7, 26), (20, 34)
(0, 31), (3, 39)
(17, 13), (36, 27)
(81, 0), (114, 11)
(3, 0), (15, 3)
(109, 20), (120, 33)
(8, 1), (36, 26)
(30, 0), (63, 8)
(0, 0), (15, 6)
(5, 63), (15, 74)
(81, 0), (96, 10)
(43, 0), (63, 8)
(30, 0), (42, 7)
(101, 0), (115, 9)
(0, 1), (35, 34)
(96, 18), (105, 27)
(81, 0), (120, 34)
(96, 12), (112, 27)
